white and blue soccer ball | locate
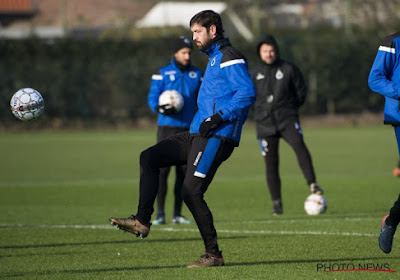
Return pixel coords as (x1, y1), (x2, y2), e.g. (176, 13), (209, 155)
(304, 194), (327, 215)
(10, 88), (44, 121)
(159, 90), (184, 112)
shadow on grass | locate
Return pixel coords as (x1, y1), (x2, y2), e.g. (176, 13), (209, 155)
(225, 256), (400, 267)
(3, 255), (400, 278)
(0, 235), (245, 250)
(0, 251), (78, 259)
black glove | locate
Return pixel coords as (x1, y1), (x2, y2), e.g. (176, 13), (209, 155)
(199, 113), (223, 138)
(156, 104), (177, 115)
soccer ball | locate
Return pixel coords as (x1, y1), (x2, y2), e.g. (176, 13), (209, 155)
(304, 194), (327, 215)
(10, 88), (44, 121)
(159, 90), (184, 112)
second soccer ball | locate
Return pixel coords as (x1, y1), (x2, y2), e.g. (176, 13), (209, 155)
(304, 194), (327, 215)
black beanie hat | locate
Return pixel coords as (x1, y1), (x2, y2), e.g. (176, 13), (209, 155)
(174, 36), (192, 53)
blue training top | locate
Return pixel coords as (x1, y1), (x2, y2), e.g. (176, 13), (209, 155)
(369, 31), (400, 125)
(189, 37), (256, 146)
(148, 58), (203, 128)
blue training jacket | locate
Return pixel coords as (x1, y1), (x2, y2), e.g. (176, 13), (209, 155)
(189, 37), (256, 146)
(148, 58), (203, 128)
(368, 31), (400, 125)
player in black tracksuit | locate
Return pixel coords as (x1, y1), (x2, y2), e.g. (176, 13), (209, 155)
(251, 35), (324, 215)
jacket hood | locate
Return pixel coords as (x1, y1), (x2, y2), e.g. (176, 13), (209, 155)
(256, 35), (280, 61)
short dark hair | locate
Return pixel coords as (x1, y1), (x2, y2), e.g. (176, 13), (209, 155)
(189, 10), (224, 36)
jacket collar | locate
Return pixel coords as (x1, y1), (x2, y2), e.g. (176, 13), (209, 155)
(171, 58), (190, 72)
(205, 36), (231, 57)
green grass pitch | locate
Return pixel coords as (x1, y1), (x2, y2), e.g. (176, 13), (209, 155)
(1, 124), (399, 279)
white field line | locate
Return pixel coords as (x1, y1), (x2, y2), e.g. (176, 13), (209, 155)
(218, 216), (378, 225)
(0, 178), (138, 188)
(0, 224), (377, 237)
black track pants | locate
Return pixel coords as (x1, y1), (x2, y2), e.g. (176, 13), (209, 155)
(156, 126), (188, 218)
(260, 122), (316, 201)
(137, 131), (234, 254)
(387, 127), (400, 226)
(386, 194), (400, 227)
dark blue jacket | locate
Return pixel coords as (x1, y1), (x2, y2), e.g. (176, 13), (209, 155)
(369, 31), (400, 125)
(148, 58), (202, 128)
(189, 37), (256, 146)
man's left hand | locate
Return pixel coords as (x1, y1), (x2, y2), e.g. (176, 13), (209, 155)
(199, 114), (223, 138)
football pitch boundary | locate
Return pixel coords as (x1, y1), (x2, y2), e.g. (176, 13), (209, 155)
(0, 223), (377, 237)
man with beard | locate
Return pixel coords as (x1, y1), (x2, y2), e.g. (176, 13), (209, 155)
(147, 36), (202, 226)
(251, 35), (324, 215)
(109, 10), (256, 268)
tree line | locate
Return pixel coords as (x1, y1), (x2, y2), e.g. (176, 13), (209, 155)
(0, 26), (386, 129)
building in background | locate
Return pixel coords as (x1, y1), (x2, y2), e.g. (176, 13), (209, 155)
(136, 1), (254, 42)
(1, 0), (400, 39)
(0, 0), (37, 26)
(0, 0), (156, 38)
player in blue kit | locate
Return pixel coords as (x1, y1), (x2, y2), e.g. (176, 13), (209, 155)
(368, 31), (400, 254)
(109, 10), (256, 267)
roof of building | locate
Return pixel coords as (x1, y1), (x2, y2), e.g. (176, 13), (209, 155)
(0, 0), (36, 13)
(136, 1), (253, 41)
